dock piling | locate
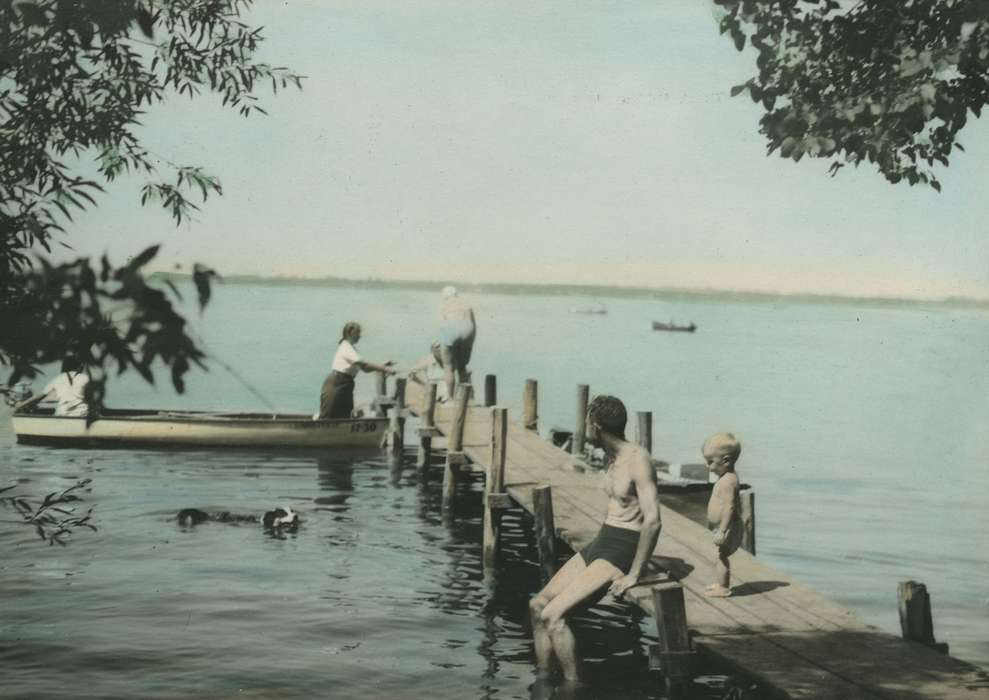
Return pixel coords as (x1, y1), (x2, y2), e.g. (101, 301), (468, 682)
(740, 491), (756, 555)
(523, 379), (538, 432)
(383, 378), (407, 455)
(416, 382), (439, 471)
(650, 582), (695, 700)
(374, 371), (388, 417)
(483, 407), (509, 574)
(394, 377), (407, 410)
(442, 383), (471, 509)
(386, 407), (403, 454)
(484, 374), (497, 407)
(573, 384), (589, 457)
(532, 485), (557, 584)
(636, 411), (652, 454)
(898, 581), (949, 654)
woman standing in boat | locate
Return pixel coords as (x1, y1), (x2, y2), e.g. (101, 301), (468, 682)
(319, 322), (395, 419)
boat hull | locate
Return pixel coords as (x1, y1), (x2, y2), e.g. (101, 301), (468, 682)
(651, 322), (696, 332)
(12, 410), (391, 449)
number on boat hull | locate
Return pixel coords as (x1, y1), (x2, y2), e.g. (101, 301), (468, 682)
(350, 421), (378, 433)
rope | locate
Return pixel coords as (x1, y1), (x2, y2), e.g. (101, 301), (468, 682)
(201, 348), (280, 417)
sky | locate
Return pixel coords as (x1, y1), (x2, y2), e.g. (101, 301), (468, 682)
(60, 1), (989, 300)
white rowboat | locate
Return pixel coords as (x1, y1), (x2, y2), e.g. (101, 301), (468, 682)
(12, 408), (392, 449)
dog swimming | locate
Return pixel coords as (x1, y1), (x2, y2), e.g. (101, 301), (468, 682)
(177, 506), (300, 532)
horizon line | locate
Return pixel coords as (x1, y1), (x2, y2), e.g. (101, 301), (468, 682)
(149, 270), (989, 309)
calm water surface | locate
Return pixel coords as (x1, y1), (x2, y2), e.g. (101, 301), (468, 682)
(2, 283), (987, 698)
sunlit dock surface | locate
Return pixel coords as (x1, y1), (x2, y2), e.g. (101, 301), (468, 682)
(407, 379), (989, 699)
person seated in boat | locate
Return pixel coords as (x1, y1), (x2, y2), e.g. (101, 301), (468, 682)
(703, 432), (743, 598)
(529, 395), (662, 682)
(318, 322), (395, 420)
(407, 342), (449, 402)
(438, 286), (476, 401)
(13, 356), (91, 417)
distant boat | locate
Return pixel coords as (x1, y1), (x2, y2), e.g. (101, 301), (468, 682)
(570, 303), (607, 315)
(652, 321), (696, 333)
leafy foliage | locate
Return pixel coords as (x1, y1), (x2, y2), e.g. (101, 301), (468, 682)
(0, 246), (213, 411)
(0, 479), (97, 545)
(715, 0), (989, 190)
(1, 0), (300, 402)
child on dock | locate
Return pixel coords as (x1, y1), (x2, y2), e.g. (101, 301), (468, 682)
(703, 432), (743, 598)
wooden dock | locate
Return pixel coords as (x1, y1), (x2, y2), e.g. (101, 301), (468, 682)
(402, 377), (989, 700)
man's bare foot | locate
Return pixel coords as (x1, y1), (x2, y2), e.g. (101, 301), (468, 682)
(704, 584), (731, 598)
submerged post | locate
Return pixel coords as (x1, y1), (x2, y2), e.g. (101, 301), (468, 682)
(443, 384), (471, 509)
(523, 379), (538, 432)
(484, 374), (497, 407)
(573, 384), (589, 457)
(740, 491), (756, 555)
(483, 407), (509, 575)
(650, 582), (695, 700)
(898, 581), (948, 653)
(416, 382), (439, 471)
(636, 411), (652, 454)
(532, 485), (557, 584)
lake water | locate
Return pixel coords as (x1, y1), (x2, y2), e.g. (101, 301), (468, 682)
(2, 282), (987, 698)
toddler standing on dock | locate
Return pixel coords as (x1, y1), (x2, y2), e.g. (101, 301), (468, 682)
(703, 432), (743, 598)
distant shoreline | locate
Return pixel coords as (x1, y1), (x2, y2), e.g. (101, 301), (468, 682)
(149, 272), (989, 311)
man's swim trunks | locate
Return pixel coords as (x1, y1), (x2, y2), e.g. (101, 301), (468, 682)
(579, 524), (640, 574)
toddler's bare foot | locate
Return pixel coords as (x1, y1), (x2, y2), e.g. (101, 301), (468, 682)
(704, 584), (731, 598)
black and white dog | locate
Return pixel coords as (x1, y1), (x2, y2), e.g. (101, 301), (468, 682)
(177, 506), (300, 532)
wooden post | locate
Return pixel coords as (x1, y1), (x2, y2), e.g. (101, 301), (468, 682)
(386, 407), (403, 454)
(573, 384), (589, 457)
(897, 581), (947, 653)
(532, 485), (557, 584)
(416, 382), (438, 470)
(484, 374), (497, 407)
(394, 377), (407, 410)
(650, 582), (694, 700)
(523, 379), (538, 432)
(483, 407), (508, 574)
(636, 411), (652, 454)
(740, 490), (756, 555)
(442, 384), (471, 509)
(374, 371), (388, 417)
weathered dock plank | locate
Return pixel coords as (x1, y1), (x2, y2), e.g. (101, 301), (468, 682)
(406, 380), (989, 699)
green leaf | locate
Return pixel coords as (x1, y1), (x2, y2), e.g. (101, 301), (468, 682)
(136, 6), (154, 38)
(129, 245), (161, 270)
(14, 1), (48, 27)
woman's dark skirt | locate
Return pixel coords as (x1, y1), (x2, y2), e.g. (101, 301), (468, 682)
(319, 371), (355, 419)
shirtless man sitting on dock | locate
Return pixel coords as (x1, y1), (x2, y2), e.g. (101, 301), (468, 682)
(529, 395), (662, 683)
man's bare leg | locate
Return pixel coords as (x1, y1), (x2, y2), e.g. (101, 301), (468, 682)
(539, 559), (623, 681)
(440, 345), (456, 400)
(530, 553), (587, 675)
